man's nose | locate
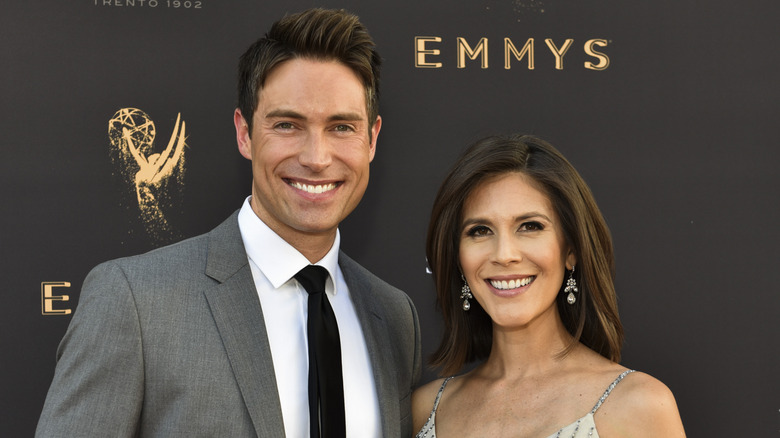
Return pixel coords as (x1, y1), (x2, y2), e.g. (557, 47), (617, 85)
(299, 131), (332, 171)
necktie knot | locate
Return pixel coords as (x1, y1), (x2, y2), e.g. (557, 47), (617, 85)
(295, 265), (329, 296)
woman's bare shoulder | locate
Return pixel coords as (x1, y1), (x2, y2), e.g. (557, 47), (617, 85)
(412, 377), (450, 433)
(413, 377), (449, 408)
(596, 371), (686, 437)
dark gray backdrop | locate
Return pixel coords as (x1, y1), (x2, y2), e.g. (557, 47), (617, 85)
(2, 0), (778, 436)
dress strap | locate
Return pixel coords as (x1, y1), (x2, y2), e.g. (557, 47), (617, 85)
(590, 369), (635, 414)
(431, 376), (455, 415)
(415, 377), (455, 438)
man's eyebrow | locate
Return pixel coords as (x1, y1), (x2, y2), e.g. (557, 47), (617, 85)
(265, 109), (305, 119)
(264, 109), (365, 122)
(327, 112), (364, 122)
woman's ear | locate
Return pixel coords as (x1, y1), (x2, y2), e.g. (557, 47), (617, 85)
(565, 250), (577, 271)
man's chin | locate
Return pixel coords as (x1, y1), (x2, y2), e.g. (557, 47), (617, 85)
(292, 221), (341, 237)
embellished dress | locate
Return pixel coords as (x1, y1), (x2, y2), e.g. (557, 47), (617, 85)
(415, 369), (635, 438)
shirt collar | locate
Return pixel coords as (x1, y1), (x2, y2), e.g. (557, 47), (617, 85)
(237, 197), (341, 291)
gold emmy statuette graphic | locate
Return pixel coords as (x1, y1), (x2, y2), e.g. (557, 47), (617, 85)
(108, 108), (187, 241)
(41, 282), (72, 315)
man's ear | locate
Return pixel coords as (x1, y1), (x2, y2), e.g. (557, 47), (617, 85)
(234, 109), (252, 160)
(368, 115), (381, 162)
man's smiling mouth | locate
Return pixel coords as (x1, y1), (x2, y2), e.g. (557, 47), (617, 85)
(287, 180), (339, 194)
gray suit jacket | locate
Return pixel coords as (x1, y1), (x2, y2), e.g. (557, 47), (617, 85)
(36, 212), (422, 437)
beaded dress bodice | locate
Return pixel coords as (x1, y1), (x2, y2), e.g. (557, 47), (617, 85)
(415, 370), (635, 438)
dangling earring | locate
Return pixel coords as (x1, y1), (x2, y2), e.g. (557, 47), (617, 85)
(460, 274), (473, 311)
(563, 265), (580, 304)
(565, 266), (578, 305)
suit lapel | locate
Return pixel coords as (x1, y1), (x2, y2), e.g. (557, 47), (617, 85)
(340, 253), (401, 438)
(202, 213), (286, 437)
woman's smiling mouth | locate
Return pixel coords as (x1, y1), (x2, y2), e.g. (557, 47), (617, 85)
(489, 276), (535, 290)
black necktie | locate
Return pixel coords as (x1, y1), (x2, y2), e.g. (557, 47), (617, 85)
(295, 265), (346, 438)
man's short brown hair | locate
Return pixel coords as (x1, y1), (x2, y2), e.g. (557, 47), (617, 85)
(237, 8), (381, 134)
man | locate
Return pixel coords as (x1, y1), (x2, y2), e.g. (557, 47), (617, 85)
(36, 8), (421, 437)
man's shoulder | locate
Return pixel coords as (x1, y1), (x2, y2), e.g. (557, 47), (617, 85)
(94, 211), (241, 276)
(107, 228), (210, 270)
(339, 252), (390, 285)
(338, 252), (409, 301)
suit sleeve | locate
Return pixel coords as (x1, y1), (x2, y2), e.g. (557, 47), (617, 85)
(408, 294), (423, 390)
(397, 292), (423, 437)
(36, 261), (144, 437)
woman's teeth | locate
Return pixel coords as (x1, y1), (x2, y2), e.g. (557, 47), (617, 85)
(490, 276), (534, 290)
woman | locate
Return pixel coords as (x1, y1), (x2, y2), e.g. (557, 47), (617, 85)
(412, 135), (685, 437)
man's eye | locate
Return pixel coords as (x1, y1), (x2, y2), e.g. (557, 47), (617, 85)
(466, 225), (491, 237)
(275, 122), (294, 130)
(334, 124), (354, 132)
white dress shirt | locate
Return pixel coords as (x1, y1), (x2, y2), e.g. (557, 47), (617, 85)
(237, 198), (381, 437)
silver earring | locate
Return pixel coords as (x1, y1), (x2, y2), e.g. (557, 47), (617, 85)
(460, 275), (473, 311)
(565, 266), (578, 305)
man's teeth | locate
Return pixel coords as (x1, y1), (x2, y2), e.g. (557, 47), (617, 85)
(290, 181), (336, 194)
(490, 277), (534, 290)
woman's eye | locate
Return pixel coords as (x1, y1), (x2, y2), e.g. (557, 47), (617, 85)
(520, 221), (544, 232)
(466, 225), (491, 237)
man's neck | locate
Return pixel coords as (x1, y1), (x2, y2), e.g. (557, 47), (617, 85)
(249, 199), (337, 263)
